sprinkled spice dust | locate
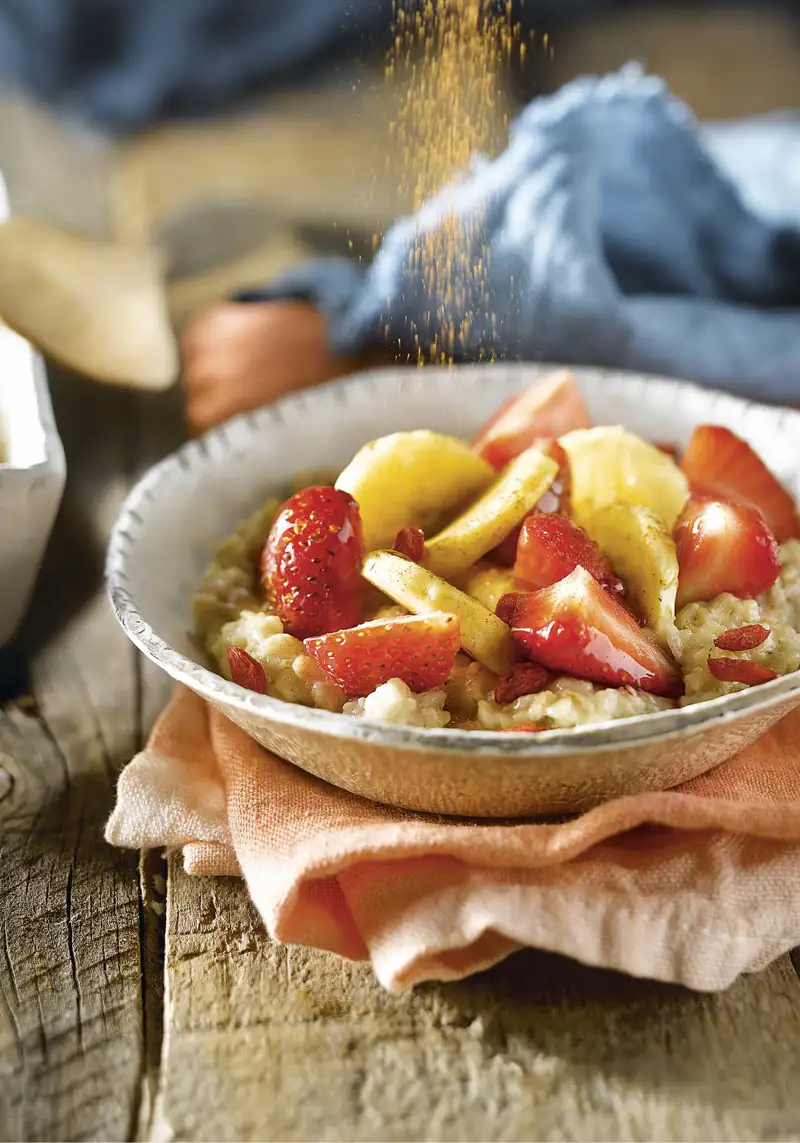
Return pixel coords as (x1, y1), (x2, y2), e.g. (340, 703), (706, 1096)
(384, 1), (530, 364)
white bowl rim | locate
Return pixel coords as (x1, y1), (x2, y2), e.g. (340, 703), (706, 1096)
(106, 362), (800, 759)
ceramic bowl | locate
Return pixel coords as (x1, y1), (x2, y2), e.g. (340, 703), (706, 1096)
(106, 364), (800, 817)
(0, 327), (66, 647)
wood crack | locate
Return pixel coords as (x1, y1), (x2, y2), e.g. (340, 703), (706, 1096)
(65, 818), (86, 1054)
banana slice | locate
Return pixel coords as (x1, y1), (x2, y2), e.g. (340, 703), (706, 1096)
(582, 502), (679, 641)
(424, 447), (558, 580)
(560, 426), (689, 531)
(335, 431), (494, 552)
(362, 550), (517, 675)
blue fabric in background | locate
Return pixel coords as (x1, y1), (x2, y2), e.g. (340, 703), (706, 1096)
(0, 0), (595, 133)
(246, 69), (800, 404)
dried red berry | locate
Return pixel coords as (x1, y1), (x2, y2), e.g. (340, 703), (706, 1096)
(493, 662), (551, 705)
(227, 647), (269, 694)
(499, 722), (546, 733)
(394, 526), (426, 563)
(707, 657), (779, 685)
(714, 624), (770, 652)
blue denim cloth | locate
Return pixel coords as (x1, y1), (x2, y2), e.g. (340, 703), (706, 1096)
(244, 69), (800, 403)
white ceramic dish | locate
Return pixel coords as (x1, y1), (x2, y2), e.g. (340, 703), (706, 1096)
(0, 325), (66, 646)
(106, 364), (800, 817)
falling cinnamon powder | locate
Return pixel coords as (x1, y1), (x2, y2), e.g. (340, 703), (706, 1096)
(385, 0), (528, 363)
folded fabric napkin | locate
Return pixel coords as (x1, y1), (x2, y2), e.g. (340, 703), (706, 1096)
(245, 68), (800, 403)
(106, 686), (800, 991)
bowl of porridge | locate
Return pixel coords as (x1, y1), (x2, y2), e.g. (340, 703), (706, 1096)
(106, 364), (800, 817)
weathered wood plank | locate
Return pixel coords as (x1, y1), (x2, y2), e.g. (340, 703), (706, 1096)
(155, 862), (800, 1143)
(0, 368), (182, 1142)
(0, 369), (144, 1142)
(0, 703), (142, 1143)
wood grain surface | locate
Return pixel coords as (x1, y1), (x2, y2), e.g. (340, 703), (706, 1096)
(0, 370), (179, 1142)
(154, 862), (800, 1143)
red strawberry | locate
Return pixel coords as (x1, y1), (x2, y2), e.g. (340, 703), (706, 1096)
(674, 498), (780, 610)
(707, 657), (779, 686)
(514, 513), (624, 594)
(227, 647), (269, 695)
(499, 723), (546, 733)
(261, 486), (364, 639)
(681, 424), (799, 542)
(714, 624), (770, 652)
(493, 662), (551, 704)
(490, 439), (571, 566)
(394, 526), (426, 563)
(472, 370), (591, 470)
(508, 566), (683, 698)
(304, 612), (460, 697)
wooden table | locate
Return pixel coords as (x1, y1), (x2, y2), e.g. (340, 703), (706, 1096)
(1, 367), (799, 1143)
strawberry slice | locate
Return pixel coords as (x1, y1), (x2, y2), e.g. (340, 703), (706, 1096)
(681, 424), (800, 542)
(490, 439), (571, 566)
(514, 513), (624, 595)
(304, 612), (460, 697)
(472, 370), (592, 470)
(674, 498), (780, 610)
(261, 486), (364, 639)
(227, 647), (269, 695)
(707, 657), (779, 686)
(714, 624), (770, 652)
(504, 566), (683, 698)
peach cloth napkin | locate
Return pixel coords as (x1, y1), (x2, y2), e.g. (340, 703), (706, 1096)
(105, 687), (800, 991)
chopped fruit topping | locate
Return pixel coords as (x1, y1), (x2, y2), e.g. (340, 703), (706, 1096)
(495, 592), (526, 626)
(394, 526), (426, 563)
(304, 612), (460, 697)
(493, 662), (551, 705)
(580, 503), (679, 638)
(261, 485), (364, 640)
(362, 550), (518, 675)
(499, 723), (546, 733)
(673, 499), (781, 611)
(508, 566), (684, 698)
(490, 439), (571, 565)
(335, 430), (493, 551)
(707, 658), (779, 686)
(714, 624), (770, 652)
(472, 369), (592, 470)
(227, 647), (269, 695)
(514, 514), (624, 594)
(681, 424), (800, 542)
(561, 426), (690, 531)
(424, 446), (558, 580)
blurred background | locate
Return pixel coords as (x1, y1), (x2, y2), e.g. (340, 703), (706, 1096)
(0, 0), (797, 329)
